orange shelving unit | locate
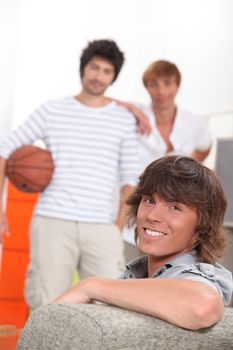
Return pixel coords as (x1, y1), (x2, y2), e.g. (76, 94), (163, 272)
(0, 182), (38, 328)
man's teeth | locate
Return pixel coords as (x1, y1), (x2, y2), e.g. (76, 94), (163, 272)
(145, 228), (165, 237)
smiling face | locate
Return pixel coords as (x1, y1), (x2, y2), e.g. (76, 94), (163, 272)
(81, 56), (115, 96)
(136, 193), (198, 266)
(146, 75), (179, 111)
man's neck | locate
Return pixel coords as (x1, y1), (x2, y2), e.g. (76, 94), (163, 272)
(147, 250), (191, 277)
(147, 256), (167, 277)
(75, 91), (112, 108)
(152, 104), (177, 126)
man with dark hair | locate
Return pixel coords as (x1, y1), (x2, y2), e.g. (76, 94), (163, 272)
(0, 39), (140, 310)
(55, 155), (232, 330)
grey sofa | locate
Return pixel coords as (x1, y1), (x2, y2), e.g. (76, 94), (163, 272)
(17, 303), (233, 350)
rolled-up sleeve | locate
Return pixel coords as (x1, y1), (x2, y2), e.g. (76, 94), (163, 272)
(170, 263), (233, 306)
(194, 116), (212, 151)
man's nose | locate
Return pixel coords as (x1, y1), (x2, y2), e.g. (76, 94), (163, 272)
(95, 70), (105, 81)
(157, 85), (165, 95)
(147, 205), (163, 222)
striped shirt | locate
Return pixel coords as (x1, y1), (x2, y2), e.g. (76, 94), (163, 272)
(0, 97), (139, 223)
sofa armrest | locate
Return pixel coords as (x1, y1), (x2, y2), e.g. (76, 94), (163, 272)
(17, 303), (233, 350)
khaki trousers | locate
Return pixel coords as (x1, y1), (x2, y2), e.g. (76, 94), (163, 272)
(25, 216), (125, 310)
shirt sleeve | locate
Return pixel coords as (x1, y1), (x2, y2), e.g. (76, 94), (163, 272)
(193, 116), (212, 151)
(177, 263), (233, 306)
(119, 116), (140, 188)
(0, 105), (47, 159)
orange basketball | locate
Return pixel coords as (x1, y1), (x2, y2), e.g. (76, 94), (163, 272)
(6, 145), (54, 193)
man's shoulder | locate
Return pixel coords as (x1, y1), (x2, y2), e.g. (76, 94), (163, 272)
(176, 108), (208, 130)
(110, 102), (135, 117)
(108, 103), (137, 125)
(41, 96), (73, 108)
(32, 97), (76, 116)
(177, 108), (203, 122)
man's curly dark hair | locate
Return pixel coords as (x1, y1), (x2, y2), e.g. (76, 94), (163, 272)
(80, 39), (124, 83)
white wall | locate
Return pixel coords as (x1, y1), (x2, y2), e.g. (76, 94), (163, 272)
(0, 0), (22, 138)
(1, 0), (233, 142)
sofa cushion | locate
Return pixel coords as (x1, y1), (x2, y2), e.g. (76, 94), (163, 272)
(17, 303), (233, 350)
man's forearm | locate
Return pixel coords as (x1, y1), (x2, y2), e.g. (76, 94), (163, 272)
(0, 157), (6, 211)
(0, 157), (9, 237)
(115, 185), (134, 231)
(190, 147), (211, 162)
(86, 278), (223, 330)
(55, 277), (223, 330)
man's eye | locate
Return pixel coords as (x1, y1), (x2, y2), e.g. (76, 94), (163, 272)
(163, 77), (174, 85)
(90, 64), (98, 70)
(143, 197), (154, 205)
(147, 81), (158, 88)
(170, 204), (181, 211)
(105, 69), (113, 75)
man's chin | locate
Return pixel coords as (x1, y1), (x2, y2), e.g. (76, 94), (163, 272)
(86, 86), (107, 96)
(93, 91), (106, 96)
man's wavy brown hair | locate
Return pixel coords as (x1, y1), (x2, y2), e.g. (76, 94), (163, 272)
(127, 156), (227, 264)
(143, 60), (181, 87)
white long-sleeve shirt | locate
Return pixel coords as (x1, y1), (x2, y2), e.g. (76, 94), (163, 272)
(139, 106), (211, 172)
(0, 97), (139, 223)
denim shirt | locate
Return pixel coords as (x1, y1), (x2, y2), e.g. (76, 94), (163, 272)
(120, 251), (233, 306)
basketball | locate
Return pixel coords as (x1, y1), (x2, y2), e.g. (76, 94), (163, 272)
(6, 145), (54, 193)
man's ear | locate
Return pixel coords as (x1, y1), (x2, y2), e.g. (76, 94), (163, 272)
(134, 227), (138, 245)
(190, 230), (200, 249)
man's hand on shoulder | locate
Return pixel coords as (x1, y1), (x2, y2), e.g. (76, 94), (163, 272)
(114, 99), (151, 135)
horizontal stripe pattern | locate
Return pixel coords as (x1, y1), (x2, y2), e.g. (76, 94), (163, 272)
(0, 97), (139, 222)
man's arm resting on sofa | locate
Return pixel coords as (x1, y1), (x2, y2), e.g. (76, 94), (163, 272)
(54, 277), (224, 331)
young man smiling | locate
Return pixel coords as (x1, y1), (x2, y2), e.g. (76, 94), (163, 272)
(55, 156), (232, 330)
(136, 194), (198, 276)
(0, 39), (140, 310)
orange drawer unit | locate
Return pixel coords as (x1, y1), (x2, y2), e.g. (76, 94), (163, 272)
(0, 182), (38, 328)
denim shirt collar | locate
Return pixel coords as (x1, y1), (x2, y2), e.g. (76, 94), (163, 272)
(125, 250), (198, 279)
